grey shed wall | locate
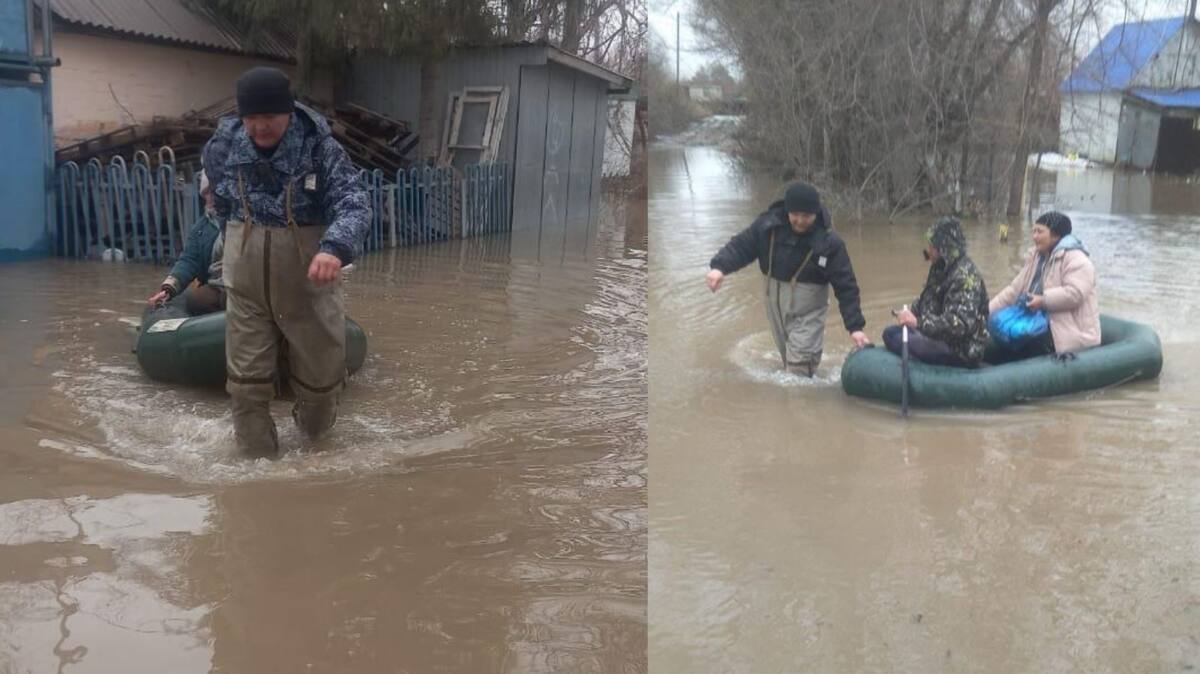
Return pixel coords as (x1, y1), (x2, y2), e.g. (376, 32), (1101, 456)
(1115, 99), (1161, 169)
(511, 62), (609, 255)
(348, 47), (611, 251)
(349, 45), (542, 173)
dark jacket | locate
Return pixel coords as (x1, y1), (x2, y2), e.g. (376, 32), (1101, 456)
(709, 201), (866, 332)
(911, 223), (990, 364)
(167, 213), (221, 289)
(202, 102), (371, 265)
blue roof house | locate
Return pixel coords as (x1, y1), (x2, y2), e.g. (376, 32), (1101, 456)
(1060, 16), (1200, 171)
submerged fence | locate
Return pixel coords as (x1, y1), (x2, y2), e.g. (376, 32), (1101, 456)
(53, 154), (511, 262)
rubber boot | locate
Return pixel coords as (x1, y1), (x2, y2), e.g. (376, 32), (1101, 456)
(786, 361), (817, 378)
(232, 395), (279, 458)
(292, 394), (339, 439)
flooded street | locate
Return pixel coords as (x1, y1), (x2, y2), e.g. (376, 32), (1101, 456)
(649, 143), (1200, 672)
(0, 192), (646, 673)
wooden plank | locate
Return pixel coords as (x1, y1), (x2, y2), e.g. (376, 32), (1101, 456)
(447, 94), (470, 165)
(396, 134), (420, 157)
(512, 65), (549, 236)
(439, 91), (461, 166)
(441, 91), (467, 167)
(565, 73), (598, 232)
(477, 97), (498, 158)
(338, 102), (411, 134)
(339, 124), (406, 160)
(486, 87), (510, 163)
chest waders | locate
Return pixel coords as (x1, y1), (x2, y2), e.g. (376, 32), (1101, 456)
(764, 229), (829, 377)
(223, 170), (347, 457)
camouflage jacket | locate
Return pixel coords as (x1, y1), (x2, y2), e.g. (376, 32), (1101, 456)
(201, 103), (370, 264)
(911, 254), (990, 364)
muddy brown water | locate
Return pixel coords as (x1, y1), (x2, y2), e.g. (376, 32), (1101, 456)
(649, 144), (1200, 673)
(0, 193), (646, 673)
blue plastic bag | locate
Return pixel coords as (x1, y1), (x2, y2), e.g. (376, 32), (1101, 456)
(989, 294), (1049, 348)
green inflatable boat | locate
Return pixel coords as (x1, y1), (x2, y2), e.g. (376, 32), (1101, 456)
(841, 315), (1162, 409)
(135, 306), (368, 388)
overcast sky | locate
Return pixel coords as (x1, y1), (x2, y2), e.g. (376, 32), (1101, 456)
(649, 0), (1195, 81)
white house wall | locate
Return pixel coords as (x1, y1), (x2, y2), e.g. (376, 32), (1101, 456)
(603, 99), (636, 177)
(1132, 22), (1200, 89)
(35, 30), (329, 146)
(1059, 91), (1123, 163)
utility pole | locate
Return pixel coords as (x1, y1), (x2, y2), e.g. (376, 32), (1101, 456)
(676, 13), (686, 85)
(1174, 0), (1197, 87)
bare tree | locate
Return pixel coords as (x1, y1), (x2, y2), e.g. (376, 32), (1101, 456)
(208, 0), (647, 164)
(689, 0), (1114, 217)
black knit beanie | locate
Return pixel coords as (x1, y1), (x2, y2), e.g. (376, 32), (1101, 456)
(236, 67), (294, 116)
(1036, 211), (1072, 237)
(784, 182), (821, 214)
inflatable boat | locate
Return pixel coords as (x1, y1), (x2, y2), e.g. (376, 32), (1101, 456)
(135, 304), (368, 388)
(841, 315), (1162, 409)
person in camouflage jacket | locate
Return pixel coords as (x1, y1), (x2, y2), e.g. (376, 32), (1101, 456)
(203, 66), (370, 458)
(203, 102), (369, 267)
(884, 216), (990, 367)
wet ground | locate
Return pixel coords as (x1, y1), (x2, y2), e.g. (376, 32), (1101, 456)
(649, 143), (1200, 672)
(0, 191), (646, 673)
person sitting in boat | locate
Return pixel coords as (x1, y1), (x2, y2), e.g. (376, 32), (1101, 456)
(988, 211), (1099, 357)
(706, 182), (871, 377)
(146, 169), (226, 316)
(884, 216), (990, 367)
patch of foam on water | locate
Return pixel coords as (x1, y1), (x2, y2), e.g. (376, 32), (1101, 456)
(38, 438), (175, 477)
(729, 332), (843, 387)
(46, 345), (470, 484)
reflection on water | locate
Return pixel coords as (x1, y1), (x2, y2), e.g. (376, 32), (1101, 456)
(0, 189), (646, 672)
(0, 494), (214, 674)
(1034, 166), (1200, 216)
(650, 143), (1200, 673)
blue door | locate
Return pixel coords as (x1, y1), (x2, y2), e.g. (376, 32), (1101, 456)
(0, 82), (48, 258)
(0, 0), (30, 59)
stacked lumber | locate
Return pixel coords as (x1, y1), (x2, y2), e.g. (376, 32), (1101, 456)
(56, 97), (418, 177)
(55, 118), (216, 168)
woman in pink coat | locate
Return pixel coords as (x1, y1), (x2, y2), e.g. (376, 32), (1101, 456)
(989, 211), (1101, 357)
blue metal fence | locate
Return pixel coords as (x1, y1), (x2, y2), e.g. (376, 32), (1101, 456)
(462, 163), (511, 238)
(359, 165), (457, 253)
(54, 156), (511, 263)
(54, 154), (198, 260)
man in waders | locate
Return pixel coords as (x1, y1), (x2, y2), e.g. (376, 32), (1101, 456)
(706, 182), (870, 376)
(202, 67), (370, 457)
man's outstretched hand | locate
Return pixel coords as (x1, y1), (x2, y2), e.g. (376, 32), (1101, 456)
(308, 252), (341, 285)
(706, 269), (725, 293)
(147, 288), (171, 306)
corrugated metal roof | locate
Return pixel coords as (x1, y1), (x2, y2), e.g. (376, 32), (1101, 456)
(40, 0), (294, 61)
(1061, 17), (1185, 93)
(1130, 86), (1200, 108)
(434, 40), (632, 88)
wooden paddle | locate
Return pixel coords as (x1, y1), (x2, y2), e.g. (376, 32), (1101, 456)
(901, 304), (910, 418)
